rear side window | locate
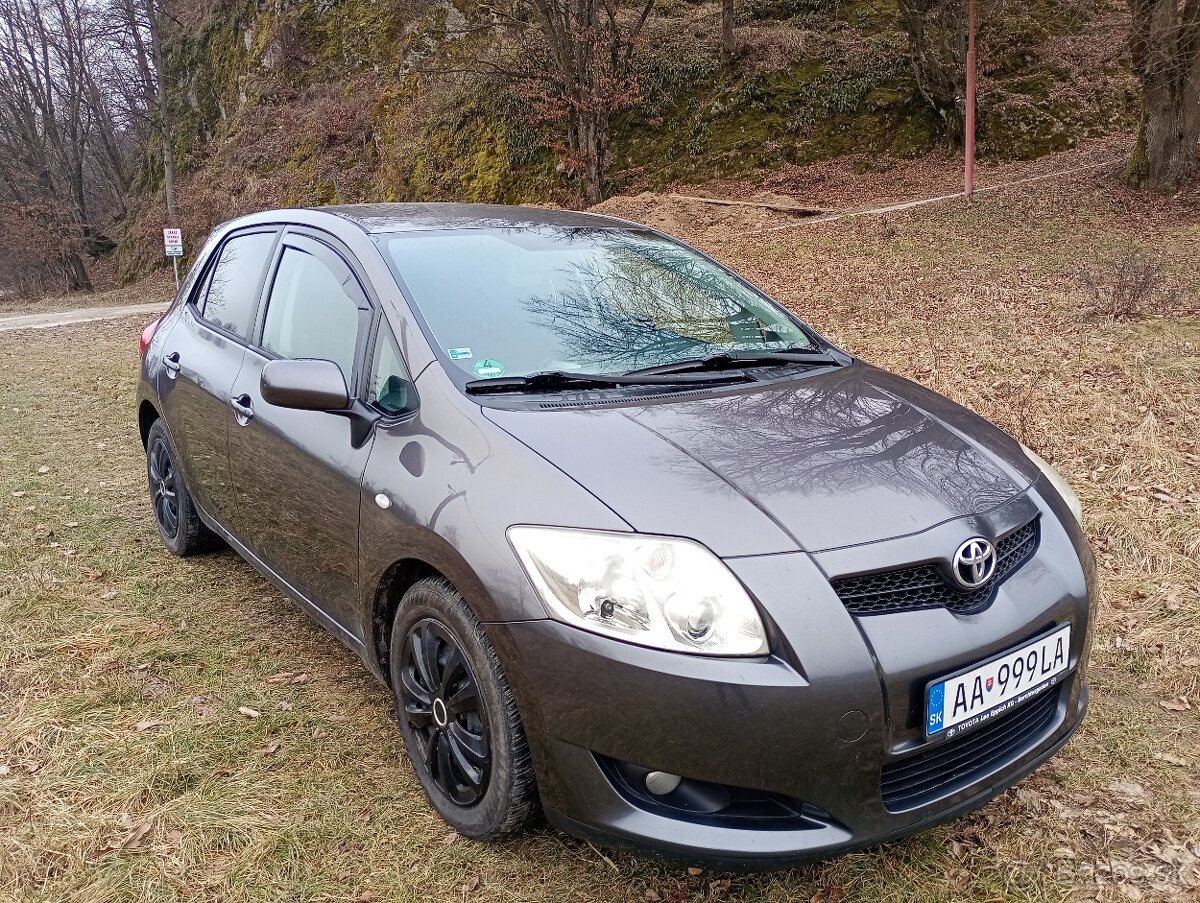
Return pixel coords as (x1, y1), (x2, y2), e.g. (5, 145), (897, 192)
(189, 266), (214, 315)
(261, 246), (361, 377)
(202, 231), (277, 340)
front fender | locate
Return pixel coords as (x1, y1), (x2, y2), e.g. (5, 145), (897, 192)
(355, 367), (631, 674)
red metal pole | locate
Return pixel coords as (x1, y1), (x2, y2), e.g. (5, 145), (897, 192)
(964, 0), (977, 198)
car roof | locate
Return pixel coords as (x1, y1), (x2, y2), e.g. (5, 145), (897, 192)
(313, 202), (636, 234)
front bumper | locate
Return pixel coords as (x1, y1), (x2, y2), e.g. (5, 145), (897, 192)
(488, 494), (1095, 866)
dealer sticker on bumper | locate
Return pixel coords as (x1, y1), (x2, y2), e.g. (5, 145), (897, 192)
(926, 623), (1071, 737)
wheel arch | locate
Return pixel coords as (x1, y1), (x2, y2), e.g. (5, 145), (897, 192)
(368, 535), (506, 686)
(138, 399), (160, 448)
(371, 558), (443, 683)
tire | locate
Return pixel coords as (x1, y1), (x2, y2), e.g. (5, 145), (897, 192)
(145, 419), (219, 557)
(389, 577), (539, 839)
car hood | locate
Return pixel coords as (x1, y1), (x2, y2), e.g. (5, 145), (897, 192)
(482, 363), (1037, 556)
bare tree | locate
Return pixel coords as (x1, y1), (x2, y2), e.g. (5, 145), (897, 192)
(0, 0), (150, 294)
(722, 0), (734, 56)
(463, 0), (654, 203)
(1124, 0), (1200, 191)
(143, 0), (178, 224)
(898, 0), (968, 144)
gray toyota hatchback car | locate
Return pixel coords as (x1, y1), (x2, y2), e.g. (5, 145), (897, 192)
(136, 203), (1094, 867)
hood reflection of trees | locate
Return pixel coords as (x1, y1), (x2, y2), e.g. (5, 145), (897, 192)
(629, 367), (1018, 512)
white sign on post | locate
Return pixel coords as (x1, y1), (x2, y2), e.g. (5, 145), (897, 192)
(163, 228), (183, 289)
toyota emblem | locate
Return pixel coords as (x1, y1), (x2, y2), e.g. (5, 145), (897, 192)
(952, 537), (997, 589)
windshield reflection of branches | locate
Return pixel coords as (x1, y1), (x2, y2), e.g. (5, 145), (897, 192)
(645, 368), (1015, 510)
(521, 237), (796, 372)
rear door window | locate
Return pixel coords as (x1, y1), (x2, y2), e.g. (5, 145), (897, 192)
(202, 230), (278, 340)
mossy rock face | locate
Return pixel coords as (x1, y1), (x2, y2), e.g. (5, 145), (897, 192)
(611, 46), (938, 188)
(980, 104), (1074, 159)
(383, 87), (560, 204)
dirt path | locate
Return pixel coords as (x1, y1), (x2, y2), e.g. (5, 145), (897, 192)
(0, 300), (168, 332)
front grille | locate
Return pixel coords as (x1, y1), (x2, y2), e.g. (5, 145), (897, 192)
(831, 519), (1039, 616)
(880, 685), (1060, 811)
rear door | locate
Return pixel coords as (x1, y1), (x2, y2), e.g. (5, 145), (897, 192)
(156, 228), (279, 529)
(226, 229), (376, 634)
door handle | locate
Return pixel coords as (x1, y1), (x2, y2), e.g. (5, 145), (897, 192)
(163, 351), (181, 374)
(229, 394), (254, 423)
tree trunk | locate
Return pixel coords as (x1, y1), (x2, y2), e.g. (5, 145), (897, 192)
(898, 0), (967, 146)
(60, 249), (92, 292)
(722, 0), (734, 56)
(1124, 0), (1200, 191)
(572, 107), (603, 205)
(145, 0), (178, 226)
(1124, 82), (1200, 190)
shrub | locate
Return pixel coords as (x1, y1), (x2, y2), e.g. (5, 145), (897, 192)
(1078, 247), (1182, 321)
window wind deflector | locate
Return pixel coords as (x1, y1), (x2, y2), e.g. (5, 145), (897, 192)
(464, 369), (750, 395)
(622, 349), (841, 377)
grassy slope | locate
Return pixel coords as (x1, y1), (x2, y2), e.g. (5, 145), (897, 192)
(2, 149), (1198, 902)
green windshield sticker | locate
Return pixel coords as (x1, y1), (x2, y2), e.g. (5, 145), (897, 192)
(472, 359), (505, 378)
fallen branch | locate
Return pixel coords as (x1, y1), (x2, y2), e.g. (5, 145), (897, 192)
(666, 193), (831, 216)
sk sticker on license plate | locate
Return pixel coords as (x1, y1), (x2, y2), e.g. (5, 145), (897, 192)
(926, 623), (1071, 738)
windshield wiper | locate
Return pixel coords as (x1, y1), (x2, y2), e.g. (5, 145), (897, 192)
(464, 369), (750, 395)
(622, 348), (842, 377)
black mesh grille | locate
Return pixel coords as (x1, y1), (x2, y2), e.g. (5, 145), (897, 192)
(880, 685), (1060, 811)
(831, 519), (1039, 616)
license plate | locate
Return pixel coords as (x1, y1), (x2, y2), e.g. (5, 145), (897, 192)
(925, 624), (1071, 738)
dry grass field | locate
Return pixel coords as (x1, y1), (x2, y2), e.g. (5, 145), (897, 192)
(2, 145), (1198, 902)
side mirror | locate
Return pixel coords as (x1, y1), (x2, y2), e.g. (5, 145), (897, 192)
(260, 359), (349, 411)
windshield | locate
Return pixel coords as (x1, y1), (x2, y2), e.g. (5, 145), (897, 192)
(383, 227), (817, 382)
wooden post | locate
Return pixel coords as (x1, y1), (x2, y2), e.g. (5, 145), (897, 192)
(964, 0), (977, 198)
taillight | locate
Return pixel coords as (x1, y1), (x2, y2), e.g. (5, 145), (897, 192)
(139, 318), (161, 357)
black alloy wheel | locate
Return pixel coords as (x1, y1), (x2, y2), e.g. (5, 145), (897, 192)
(388, 577), (538, 838)
(144, 419), (219, 557)
(148, 436), (179, 538)
(399, 618), (491, 806)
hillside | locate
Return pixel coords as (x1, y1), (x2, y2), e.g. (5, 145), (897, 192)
(115, 0), (1136, 279)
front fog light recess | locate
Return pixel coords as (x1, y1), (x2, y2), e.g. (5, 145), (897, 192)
(508, 527), (769, 656)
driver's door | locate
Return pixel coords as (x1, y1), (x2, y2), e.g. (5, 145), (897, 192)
(226, 230), (374, 635)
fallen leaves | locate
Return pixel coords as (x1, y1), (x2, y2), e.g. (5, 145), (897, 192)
(237, 706), (261, 718)
(99, 814), (156, 856)
(133, 719), (164, 732)
(1159, 695), (1191, 712)
(810, 887), (845, 903)
(259, 739), (283, 757)
(1106, 780), (1147, 802)
(1152, 751), (1191, 767)
(458, 875), (480, 895)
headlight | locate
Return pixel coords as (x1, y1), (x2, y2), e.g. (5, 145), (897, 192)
(1021, 443), (1083, 525)
(507, 526), (769, 656)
